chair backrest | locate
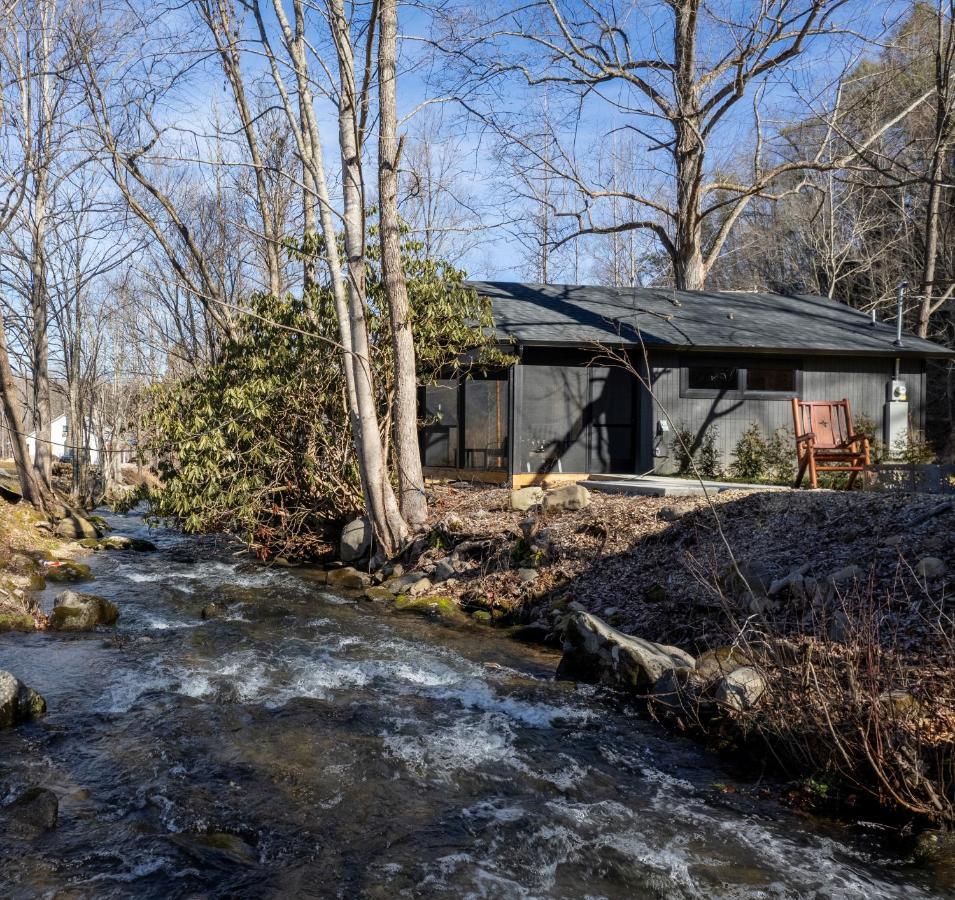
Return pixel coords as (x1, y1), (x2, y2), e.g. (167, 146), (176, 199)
(791, 398), (854, 449)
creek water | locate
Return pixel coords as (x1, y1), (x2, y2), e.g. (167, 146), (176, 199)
(0, 510), (950, 899)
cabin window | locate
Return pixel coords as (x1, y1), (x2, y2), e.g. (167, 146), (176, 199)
(419, 374), (509, 471)
(685, 364), (740, 394)
(744, 362), (798, 395)
(681, 358), (800, 399)
(463, 377), (509, 471)
(421, 380), (459, 467)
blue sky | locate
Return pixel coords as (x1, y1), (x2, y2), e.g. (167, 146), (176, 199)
(147, 0), (916, 285)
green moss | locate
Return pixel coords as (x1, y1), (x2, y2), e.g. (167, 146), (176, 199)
(363, 586), (393, 602)
(45, 561), (93, 582)
(20, 687), (45, 719)
(471, 610), (492, 624)
(27, 574), (45, 591)
(0, 613), (35, 632)
(394, 594), (465, 622)
(48, 605), (87, 629)
(48, 593), (118, 631)
(78, 538), (101, 549)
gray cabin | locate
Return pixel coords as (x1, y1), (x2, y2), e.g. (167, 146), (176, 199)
(418, 282), (954, 487)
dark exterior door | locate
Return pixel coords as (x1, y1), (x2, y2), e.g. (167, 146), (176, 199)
(515, 362), (637, 476)
(588, 366), (637, 473)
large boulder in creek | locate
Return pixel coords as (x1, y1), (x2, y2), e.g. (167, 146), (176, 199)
(325, 566), (371, 590)
(0, 787), (58, 837)
(340, 517), (372, 563)
(54, 514), (100, 540)
(393, 594), (467, 624)
(48, 590), (119, 631)
(557, 611), (695, 690)
(542, 483), (590, 514)
(100, 535), (157, 552)
(0, 670), (46, 728)
(44, 560), (93, 583)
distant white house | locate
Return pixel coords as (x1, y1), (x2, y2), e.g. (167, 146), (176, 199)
(26, 413), (103, 465)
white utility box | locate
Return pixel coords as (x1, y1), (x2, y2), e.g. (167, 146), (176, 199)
(883, 379), (908, 454)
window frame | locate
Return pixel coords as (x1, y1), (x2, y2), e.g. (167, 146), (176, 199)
(680, 361), (742, 398)
(418, 370), (510, 472)
(679, 356), (802, 400)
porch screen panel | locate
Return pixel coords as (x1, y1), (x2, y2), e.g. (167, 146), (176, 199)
(589, 366), (636, 473)
(520, 365), (588, 474)
(421, 380), (458, 467)
(463, 377), (509, 470)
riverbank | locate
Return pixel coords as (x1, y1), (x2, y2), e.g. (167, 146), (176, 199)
(354, 482), (955, 837)
(0, 499), (92, 633)
(1, 507), (950, 897)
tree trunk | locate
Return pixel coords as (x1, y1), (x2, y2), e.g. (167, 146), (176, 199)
(917, 150), (946, 338)
(68, 378), (83, 505)
(378, 0), (427, 527)
(329, 0), (409, 556)
(0, 314), (54, 512)
(30, 179), (54, 491)
(203, 0), (284, 297)
(671, 2), (706, 291)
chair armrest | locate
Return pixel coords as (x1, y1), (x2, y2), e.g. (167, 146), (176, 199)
(795, 431), (815, 444)
(846, 433), (869, 444)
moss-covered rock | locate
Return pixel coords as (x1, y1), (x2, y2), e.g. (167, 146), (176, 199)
(45, 561), (93, 583)
(913, 829), (955, 865)
(326, 567), (371, 589)
(363, 586), (394, 602)
(0, 614), (35, 633)
(78, 537), (101, 549)
(100, 535), (157, 552)
(54, 515), (100, 540)
(471, 610), (493, 624)
(393, 594), (466, 623)
(0, 669), (45, 728)
(48, 590), (118, 631)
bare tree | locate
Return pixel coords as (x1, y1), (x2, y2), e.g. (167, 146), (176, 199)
(193, 0), (288, 297)
(400, 110), (484, 265)
(378, 0), (427, 526)
(46, 166), (138, 503)
(246, 0), (412, 553)
(440, 0), (931, 289)
(75, 8), (239, 346)
(0, 0), (72, 510)
(916, 0), (955, 337)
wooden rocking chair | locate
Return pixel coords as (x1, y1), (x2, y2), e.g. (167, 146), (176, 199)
(792, 398), (871, 489)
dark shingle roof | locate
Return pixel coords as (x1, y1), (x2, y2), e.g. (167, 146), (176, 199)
(468, 281), (954, 357)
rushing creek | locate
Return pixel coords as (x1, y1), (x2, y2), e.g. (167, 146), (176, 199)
(0, 510), (951, 899)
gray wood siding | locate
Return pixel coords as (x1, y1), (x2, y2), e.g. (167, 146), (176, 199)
(647, 353), (926, 474)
